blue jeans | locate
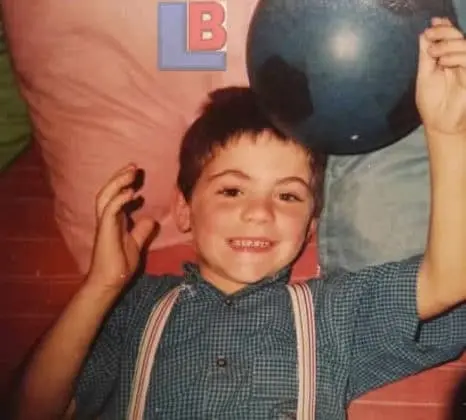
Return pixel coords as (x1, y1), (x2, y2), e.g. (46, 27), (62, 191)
(318, 0), (466, 275)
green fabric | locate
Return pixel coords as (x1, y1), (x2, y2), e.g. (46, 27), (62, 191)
(0, 17), (31, 172)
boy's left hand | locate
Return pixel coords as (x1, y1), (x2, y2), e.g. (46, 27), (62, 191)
(416, 17), (466, 138)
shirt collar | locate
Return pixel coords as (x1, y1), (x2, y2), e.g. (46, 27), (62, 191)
(181, 261), (292, 296)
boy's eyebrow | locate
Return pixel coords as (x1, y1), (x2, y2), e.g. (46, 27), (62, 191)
(208, 169), (251, 181)
(278, 176), (311, 190)
(208, 170), (310, 189)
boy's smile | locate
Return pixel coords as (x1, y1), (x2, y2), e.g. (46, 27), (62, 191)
(227, 237), (275, 252)
(175, 131), (316, 294)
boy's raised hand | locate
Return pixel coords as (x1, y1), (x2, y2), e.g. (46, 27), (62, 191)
(12, 164), (155, 420)
(416, 17), (466, 138)
(86, 164), (155, 291)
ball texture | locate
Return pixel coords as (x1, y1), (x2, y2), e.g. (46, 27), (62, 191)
(247, 0), (458, 154)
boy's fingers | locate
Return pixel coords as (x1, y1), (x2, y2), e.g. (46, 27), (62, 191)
(131, 218), (156, 249)
(437, 53), (466, 71)
(113, 163), (137, 176)
(432, 17), (454, 27)
(100, 188), (135, 225)
(96, 166), (137, 219)
(428, 39), (466, 58)
(418, 32), (437, 78)
(424, 25), (464, 42)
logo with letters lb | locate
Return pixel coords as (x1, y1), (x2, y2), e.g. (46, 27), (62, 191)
(158, 1), (227, 71)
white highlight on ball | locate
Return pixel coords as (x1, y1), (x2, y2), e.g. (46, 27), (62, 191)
(331, 29), (360, 61)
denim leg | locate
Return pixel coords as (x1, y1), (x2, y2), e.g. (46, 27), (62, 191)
(318, 126), (430, 275)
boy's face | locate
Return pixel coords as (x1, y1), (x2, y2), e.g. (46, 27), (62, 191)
(175, 132), (315, 294)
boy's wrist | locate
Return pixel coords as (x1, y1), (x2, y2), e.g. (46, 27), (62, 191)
(425, 131), (466, 169)
(425, 129), (466, 145)
(80, 275), (125, 304)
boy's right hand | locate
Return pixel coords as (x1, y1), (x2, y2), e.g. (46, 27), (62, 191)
(13, 164), (155, 420)
(86, 164), (156, 291)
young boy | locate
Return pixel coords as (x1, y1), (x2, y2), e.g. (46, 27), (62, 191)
(14, 18), (466, 420)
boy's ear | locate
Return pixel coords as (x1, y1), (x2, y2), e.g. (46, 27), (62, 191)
(173, 189), (192, 233)
(305, 218), (318, 244)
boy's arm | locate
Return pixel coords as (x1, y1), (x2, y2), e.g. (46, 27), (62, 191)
(13, 164), (155, 419)
(414, 19), (466, 320)
(13, 279), (122, 420)
(316, 255), (466, 402)
(417, 133), (466, 319)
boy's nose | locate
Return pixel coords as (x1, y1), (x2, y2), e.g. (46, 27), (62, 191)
(241, 198), (274, 223)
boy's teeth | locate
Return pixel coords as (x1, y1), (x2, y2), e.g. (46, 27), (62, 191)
(231, 239), (271, 248)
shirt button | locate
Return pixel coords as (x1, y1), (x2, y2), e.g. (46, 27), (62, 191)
(224, 299), (233, 306)
(216, 357), (227, 367)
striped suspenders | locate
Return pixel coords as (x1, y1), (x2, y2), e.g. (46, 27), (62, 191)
(127, 284), (316, 420)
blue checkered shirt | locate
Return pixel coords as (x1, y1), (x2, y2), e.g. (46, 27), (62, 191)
(74, 255), (466, 419)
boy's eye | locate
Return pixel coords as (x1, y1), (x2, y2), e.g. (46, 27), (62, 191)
(218, 187), (241, 197)
(279, 192), (303, 202)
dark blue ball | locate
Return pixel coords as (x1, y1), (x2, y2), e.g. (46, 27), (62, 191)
(246, 0), (458, 155)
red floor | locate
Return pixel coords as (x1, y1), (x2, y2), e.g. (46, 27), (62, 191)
(0, 143), (464, 418)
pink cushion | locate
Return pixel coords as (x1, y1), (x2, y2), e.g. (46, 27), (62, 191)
(2, 0), (260, 273)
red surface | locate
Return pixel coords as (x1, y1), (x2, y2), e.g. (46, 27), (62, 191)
(0, 143), (464, 418)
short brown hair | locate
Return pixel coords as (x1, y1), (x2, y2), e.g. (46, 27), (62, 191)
(176, 86), (327, 218)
